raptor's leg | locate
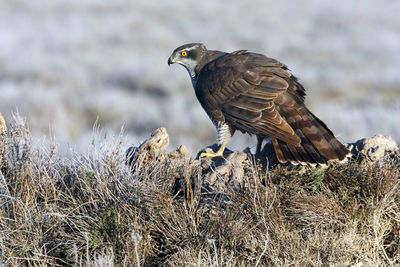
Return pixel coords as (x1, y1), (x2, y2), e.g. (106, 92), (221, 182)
(200, 139), (229, 158)
(200, 122), (232, 158)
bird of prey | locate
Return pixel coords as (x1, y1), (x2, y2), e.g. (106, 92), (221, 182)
(168, 43), (350, 165)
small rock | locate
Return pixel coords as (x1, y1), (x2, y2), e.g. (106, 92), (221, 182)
(169, 145), (191, 160)
(348, 134), (399, 165)
(229, 152), (248, 182)
(126, 127), (169, 167)
(202, 151), (249, 193)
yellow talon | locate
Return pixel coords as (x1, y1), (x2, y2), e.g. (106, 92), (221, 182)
(200, 140), (228, 158)
(200, 150), (223, 158)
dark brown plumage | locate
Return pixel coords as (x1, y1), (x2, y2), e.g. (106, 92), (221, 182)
(168, 43), (350, 165)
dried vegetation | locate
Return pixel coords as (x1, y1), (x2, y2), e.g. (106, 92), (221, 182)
(0, 116), (399, 266)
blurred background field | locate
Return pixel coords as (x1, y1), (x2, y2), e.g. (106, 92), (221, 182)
(0, 0), (399, 155)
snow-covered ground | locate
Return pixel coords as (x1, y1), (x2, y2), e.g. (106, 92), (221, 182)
(0, 0), (399, 154)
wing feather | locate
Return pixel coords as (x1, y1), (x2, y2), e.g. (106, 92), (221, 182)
(222, 105), (261, 122)
(228, 95), (271, 112)
(195, 51), (303, 145)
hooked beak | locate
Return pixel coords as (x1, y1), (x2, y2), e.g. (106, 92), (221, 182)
(168, 56), (174, 66)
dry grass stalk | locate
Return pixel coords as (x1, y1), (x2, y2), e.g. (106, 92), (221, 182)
(0, 116), (399, 266)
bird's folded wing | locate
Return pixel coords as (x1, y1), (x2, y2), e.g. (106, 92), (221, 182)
(196, 53), (301, 146)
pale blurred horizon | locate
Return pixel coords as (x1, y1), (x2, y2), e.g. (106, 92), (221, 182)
(0, 0), (399, 154)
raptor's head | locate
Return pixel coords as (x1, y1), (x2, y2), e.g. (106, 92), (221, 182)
(168, 43), (207, 81)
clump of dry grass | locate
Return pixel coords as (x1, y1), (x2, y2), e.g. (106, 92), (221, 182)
(0, 116), (399, 266)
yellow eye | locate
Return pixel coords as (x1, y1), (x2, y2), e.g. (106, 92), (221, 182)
(181, 51), (187, 57)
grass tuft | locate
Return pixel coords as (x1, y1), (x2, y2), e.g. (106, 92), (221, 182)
(0, 117), (399, 266)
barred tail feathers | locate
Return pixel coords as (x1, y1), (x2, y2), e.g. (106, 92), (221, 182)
(271, 108), (350, 165)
